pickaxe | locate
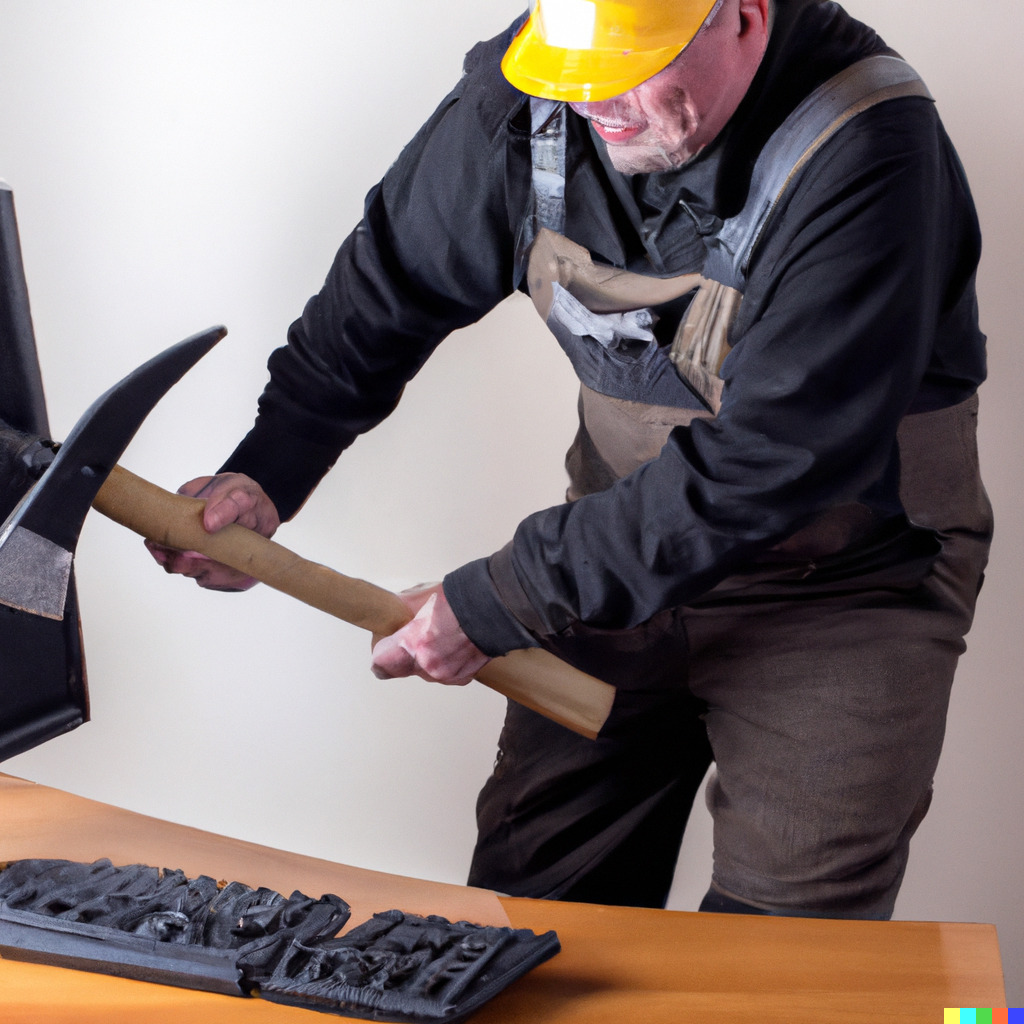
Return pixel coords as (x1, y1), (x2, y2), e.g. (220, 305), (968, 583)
(0, 332), (615, 741)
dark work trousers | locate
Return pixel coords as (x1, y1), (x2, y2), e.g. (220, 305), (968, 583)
(467, 396), (992, 918)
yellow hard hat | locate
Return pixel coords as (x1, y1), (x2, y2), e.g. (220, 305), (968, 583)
(502, 0), (722, 102)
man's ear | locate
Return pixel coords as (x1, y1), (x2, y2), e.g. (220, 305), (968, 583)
(737, 0), (772, 39)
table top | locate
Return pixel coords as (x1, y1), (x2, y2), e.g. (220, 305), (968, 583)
(0, 773), (1006, 1023)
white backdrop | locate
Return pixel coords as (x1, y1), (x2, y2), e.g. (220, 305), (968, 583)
(3, 0), (1022, 1004)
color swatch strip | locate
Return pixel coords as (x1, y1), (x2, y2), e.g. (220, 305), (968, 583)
(944, 1011), (1023, 1023)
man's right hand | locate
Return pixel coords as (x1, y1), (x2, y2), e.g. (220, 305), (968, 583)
(144, 472), (281, 592)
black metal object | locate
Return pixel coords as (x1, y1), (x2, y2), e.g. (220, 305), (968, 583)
(0, 181), (89, 759)
(0, 180), (227, 759)
(0, 859), (560, 1021)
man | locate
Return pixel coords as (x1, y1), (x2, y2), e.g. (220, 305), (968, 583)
(150, 0), (991, 919)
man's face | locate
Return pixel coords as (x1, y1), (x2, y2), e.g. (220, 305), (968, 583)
(568, 0), (769, 174)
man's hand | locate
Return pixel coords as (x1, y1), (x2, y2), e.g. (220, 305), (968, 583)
(371, 583), (491, 686)
(145, 472), (281, 591)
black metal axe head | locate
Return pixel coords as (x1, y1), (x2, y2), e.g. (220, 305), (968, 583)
(0, 325), (226, 619)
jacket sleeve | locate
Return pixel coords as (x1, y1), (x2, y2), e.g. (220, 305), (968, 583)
(444, 97), (985, 656)
(220, 36), (527, 520)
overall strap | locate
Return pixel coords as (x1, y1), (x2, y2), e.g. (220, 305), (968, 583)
(672, 54), (933, 411)
(514, 99), (567, 285)
(705, 54), (933, 291)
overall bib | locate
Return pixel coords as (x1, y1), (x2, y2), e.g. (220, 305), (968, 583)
(468, 58), (993, 917)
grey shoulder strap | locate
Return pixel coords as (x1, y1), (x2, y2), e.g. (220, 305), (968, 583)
(529, 99), (567, 236)
(514, 99), (567, 285)
(705, 54), (933, 289)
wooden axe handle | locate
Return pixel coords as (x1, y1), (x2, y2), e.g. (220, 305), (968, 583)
(93, 465), (614, 739)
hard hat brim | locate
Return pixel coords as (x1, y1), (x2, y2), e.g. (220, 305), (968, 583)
(501, 13), (685, 102)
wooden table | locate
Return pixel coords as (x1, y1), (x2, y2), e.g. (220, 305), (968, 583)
(0, 774), (1005, 1022)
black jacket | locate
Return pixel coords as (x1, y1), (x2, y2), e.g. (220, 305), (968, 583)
(222, 1), (985, 657)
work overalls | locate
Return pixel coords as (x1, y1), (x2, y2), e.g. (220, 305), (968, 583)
(468, 58), (993, 918)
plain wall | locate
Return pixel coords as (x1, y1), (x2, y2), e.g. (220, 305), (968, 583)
(2, 0), (1021, 1004)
